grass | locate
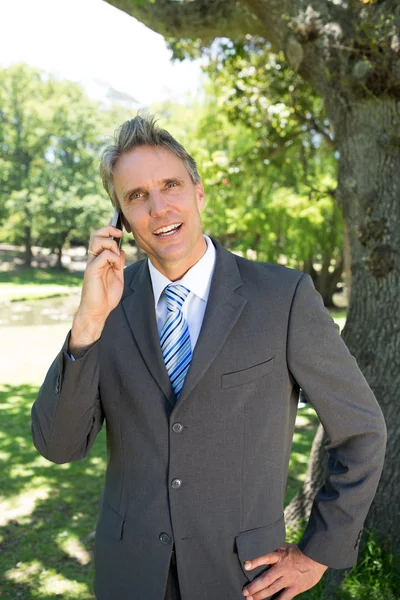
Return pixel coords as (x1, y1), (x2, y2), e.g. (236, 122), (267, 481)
(0, 384), (105, 599)
(0, 384), (318, 599)
(0, 268), (83, 302)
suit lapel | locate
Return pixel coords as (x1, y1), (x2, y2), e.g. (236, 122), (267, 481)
(122, 260), (174, 404)
(176, 241), (247, 406)
(121, 242), (247, 407)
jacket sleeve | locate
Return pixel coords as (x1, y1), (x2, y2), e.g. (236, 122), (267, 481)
(31, 332), (104, 464)
(287, 274), (386, 569)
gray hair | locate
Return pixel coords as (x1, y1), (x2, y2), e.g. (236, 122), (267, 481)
(100, 114), (201, 207)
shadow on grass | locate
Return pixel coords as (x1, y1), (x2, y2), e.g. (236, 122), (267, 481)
(0, 384), (105, 599)
(0, 386), (320, 599)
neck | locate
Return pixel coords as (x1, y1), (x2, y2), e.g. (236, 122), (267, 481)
(152, 238), (207, 281)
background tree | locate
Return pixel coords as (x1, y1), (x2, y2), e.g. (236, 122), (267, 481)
(105, 0), (400, 571)
(0, 64), (54, 266)
(0, 64), (127, 267)
(195, 42), (343, 306)
(35, 81), (112, 268)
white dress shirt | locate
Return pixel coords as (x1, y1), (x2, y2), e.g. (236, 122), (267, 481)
(148, 235), (216, 351)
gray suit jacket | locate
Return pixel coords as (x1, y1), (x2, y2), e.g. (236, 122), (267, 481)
(32, 239), (386, 600)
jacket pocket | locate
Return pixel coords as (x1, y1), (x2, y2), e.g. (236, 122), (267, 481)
(221, 357), (274, 389)
(96, 500), (125, 541)
(235, 515), (285, 581)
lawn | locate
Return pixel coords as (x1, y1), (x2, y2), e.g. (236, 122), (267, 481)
(0, 383), (319, 599)
(0, 268), (83, 302)
(0, 384), (105, 599)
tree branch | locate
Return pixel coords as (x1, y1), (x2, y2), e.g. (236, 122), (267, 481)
(292, 109), (335, 149)
(107, 0), (264, 42)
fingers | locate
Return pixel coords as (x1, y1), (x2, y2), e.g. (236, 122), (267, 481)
(243, 569), (281, 599)
(93, 225), (123, 240)
(88, 226), (123, 261)
(244, 552), (280, 571)
(88, 249), (124, 271)
(242, 543), (327, 600)
(246, 577), (285, 600)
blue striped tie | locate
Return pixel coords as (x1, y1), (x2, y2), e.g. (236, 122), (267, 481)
(160, 284), (192, 398)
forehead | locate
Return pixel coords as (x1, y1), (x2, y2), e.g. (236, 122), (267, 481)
(113, 146), (188, 185)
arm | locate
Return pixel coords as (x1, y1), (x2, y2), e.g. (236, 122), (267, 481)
(31, 225), (125, 464)
(31, 333), (104, 464)
(241, 273), (386, 600)
(287, 274), (386, 568)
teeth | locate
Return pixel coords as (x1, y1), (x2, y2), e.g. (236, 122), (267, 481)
(154, 223), (181, 235)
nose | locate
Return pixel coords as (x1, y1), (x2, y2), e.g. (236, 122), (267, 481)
(149, 190), (169, 218)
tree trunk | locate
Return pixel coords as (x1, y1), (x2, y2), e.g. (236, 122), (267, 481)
(338, 101), (400, 557)
(24, 224), (32, 268)
(303, 254), (343, 308)
(286, 99), (400, 568)
(56, 245), (63, 270)
(315, 255), (344, 308)
(285, 424), (327, 525)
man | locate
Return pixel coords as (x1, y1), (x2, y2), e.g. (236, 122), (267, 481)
(32, 115), (386, 600)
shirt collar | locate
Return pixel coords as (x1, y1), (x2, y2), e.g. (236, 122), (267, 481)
(148, 235), (216, 307)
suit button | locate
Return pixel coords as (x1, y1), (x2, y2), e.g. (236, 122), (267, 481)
(159, 533), (171, 545)
(171, 478), (182, 489)
(172, 423), (183, 433)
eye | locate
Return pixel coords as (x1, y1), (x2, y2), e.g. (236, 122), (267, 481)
(130, 191), (144, 201)
(166, 181), (178, 189)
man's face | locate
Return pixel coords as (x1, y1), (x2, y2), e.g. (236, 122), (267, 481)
(114, 145), (206, 280)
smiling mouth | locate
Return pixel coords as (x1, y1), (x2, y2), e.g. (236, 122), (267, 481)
(153, 223), (183, 237)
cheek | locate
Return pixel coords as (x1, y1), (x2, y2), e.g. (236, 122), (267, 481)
(126, 208), (148, 234)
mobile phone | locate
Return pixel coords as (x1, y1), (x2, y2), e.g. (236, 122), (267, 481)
(111, 209), (123, 250)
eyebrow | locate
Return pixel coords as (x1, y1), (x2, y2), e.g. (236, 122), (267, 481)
(122, 177), (185, 202)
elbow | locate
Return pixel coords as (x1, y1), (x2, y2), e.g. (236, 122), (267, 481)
(32, 425), (87, 465)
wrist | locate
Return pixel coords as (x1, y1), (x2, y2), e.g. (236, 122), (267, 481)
(70, 310), (105, 352)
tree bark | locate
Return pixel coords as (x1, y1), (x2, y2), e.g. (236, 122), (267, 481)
(336, 100), (400, 556)
(285, 424), (327, 526)
(286, 99), (400, 570)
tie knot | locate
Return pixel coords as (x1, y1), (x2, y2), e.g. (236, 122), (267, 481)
(165, 284), (190, 312)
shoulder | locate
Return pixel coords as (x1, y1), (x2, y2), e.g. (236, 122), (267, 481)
(234, 253), (305, 291)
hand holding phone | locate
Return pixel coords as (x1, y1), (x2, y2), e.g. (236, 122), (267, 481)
(70, 212), (126, 352)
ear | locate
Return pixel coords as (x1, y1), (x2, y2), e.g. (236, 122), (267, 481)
(195, 181), (205, 211)
(121, 213), (131, 233)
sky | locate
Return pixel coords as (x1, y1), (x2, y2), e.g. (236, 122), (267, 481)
(0, 0), (203, 106)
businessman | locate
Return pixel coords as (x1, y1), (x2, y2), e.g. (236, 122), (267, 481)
(32, 115), (386, 600)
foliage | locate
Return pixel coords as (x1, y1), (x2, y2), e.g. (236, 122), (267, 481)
(191, 40), (342, 286)
(340, 531), (400, 600)
(0, 64), (129, 265)
(284, 530), (400, 600)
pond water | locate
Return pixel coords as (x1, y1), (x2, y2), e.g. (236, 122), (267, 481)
(0, 294), (80, 327)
